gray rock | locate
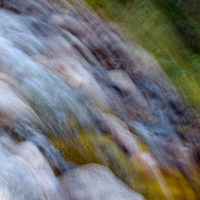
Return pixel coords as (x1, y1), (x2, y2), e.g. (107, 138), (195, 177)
(0, 144), (45, 200)
(60, 164), (144, 200)
(15, 141), (62, 200)
(0, 78), (40, 127)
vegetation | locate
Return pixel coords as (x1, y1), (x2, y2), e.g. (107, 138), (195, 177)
(52, 134), (197, 200)
(85, 0), (200, 111)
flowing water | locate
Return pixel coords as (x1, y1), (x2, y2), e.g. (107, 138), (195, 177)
(0, 0), (200, 199)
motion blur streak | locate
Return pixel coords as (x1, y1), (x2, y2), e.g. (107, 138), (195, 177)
(0, 0), (199, 200)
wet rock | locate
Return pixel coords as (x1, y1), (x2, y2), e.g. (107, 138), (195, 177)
(50, 13), (115, 68)
(52, 134), (140, 188)
(94, 21), (183, 111)
(60, 164), (144, 200)
(127, 43), (167, 81)
(14, 141), (61, 200)
(61, 30), (101, 66)
(0, 78), (40, 127)
(132, 152), (158, 176)
(100, 112), (140, 155)
(0, 144), (45, 200)
(0, 0), (197, 199)
(0, 135), (16, 151)
(127, 43), (183, 108)
(44, 36), (77, 59)
(1, 0), (49, 16)
(34, 54), (109, 108)
(108, 70), (149, 110)
(0, 188), (11, 200)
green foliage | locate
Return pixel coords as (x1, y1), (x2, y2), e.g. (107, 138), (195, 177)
(152, 0), (200, 53)
(85, 0), (200, 110)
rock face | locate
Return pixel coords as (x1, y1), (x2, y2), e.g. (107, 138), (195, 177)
(0, 136), (144, 200)
(34, 55), (109, 108)
(108, 70), (146, 104)
(0, 143), (45, 200)
(0, 0), (195, 168)
(0, 0), (199, 199)
(59, 164), (144, 200)
(100, 112), (140, 156)
(15, 141), (61, 200)
(0, 77), (40, 127)
(0, 137), (65, 200)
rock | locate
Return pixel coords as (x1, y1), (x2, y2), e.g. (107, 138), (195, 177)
(131, 152), (171, 199)
(44, 36), (77, 59)
(59, 164), (144, 200)
(50, 13), (115, 68)
(14, 141), (61, 200)
(95, 22), (182, 106)
(108, 70), (149, 110)
(127, 43), (182, 104)
(132, 152), (158, 176)
(100, 112), (140, 155)
(1, 0), (48, 16)
(0, 78), (40, 127)
(0, 144), (45, 200)
(0, 135), (16, 151)
(34, 54), (109, 108)
(61, 30), (101, 67)
(127, 43), (167, 80)
(0, 188), (11, 200)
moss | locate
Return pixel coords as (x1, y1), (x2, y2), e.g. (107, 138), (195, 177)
(51, 134), (137, 184)
(51, 133), (198, 199)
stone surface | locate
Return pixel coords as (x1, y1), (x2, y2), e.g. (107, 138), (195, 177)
(0, 78), (40, 127)
(0, 144), (45, 200)
(60, 164), (144, 200)
(100, 112), (140, 155)
(15, 141), (61, 200)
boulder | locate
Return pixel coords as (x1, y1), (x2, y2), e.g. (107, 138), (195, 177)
(108, 70), (149, 110)
(100, 112), (140, 156)
(34, 54), (109, 108)
(0, 77), (40, 127)
(14, 141), (61, 200)
(0, 144), (45, 200)
(59, 164), (144, 200)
